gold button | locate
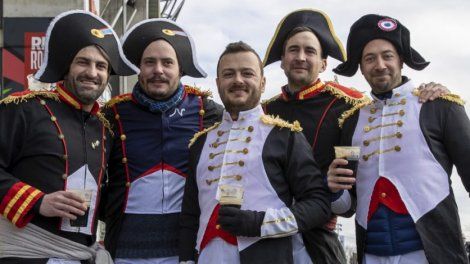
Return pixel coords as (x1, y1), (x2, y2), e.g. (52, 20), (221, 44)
(62, 174), (68, 180)
(399, 110), (405, 116)
(363, 140), (370, 146)
(363, 155), (369, 161)
(401, 98), (407, 105)
(235, 175), (242, 181)
(58, 134), (65, 140)
(211, 143), (218, 148)
(62, 154), (68, 160)
(368, 117), (375, 123)
(115, 114), (120, 120)
(216, 224), (221, 230)
(364, 126), (371, 132)
(396, 132), (402, 138)
(394, 93), (401, 97)
(208, 166), (214, 171)
(242, 148), (249, 154)
(125, 182), (131, 187)
(247, 126), (254, 132)
(209, 153), (215, 159)
(245, 137), (251, 143)
(394, 145), (401, 152)
(199, 109), (205, 116)
(217, 131), (224, 137)
(397, 120), (403, 127)
(50, 116), (57, 122)
(39, 100), (46, 105)
(381, 192), (387, 198)
(120, 134), (127, 141)
(238, 160), (245, 167)
(122, 157), (128, 164)
(370, 108), (377, 114)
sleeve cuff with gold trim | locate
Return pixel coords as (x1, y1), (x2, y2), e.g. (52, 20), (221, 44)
(0, 182), (44, 228)
(260, 207), (298, 238)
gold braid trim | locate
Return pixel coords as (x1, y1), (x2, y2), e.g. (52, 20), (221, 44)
(412, 89), (465, 106)
(188, 122), (221, 148)
(260, 115), (303, 132)
(322, 83), (371, 106)
(184, 85), (212, 97)
(261, 94), (281, 107)
(104, 94), (132, 108)
(96, 111), (114, 137)
(0, 91), (59, 105)
(338, 100), (372, 128)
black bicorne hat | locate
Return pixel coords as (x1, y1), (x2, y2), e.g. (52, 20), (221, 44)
(121, 18), (206, 78)
(34, 10), (139, 83)
(263, 9), (346, 67)
(333, 14), (430, 77)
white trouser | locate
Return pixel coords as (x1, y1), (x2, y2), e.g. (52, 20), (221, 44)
(115, 256), (178, 264)
(363, 250), (428, 264)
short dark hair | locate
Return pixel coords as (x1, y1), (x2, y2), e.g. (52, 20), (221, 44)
(216, 41), (264, 76)
(282, 27), (327, 59)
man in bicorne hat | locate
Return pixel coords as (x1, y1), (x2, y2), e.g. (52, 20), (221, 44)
(0, 10), (137, 264)
(262, 9), (369, 264)
(328, 14), (470, 264)
(179, 41), (330, 264)
(102, 19), (222, 263)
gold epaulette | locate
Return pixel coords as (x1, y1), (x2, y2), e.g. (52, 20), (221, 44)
(0, 90), (59, 105)
(261, 94), (281, 106)
(338, 100), (372, 128)
(260, 115), (303, 132)
(323, 81), (372, 128)
(412, 89), (465, 106)
(96, 111), (114, 137)
(323, 81), (371, 106)
(188, 122), (221, 148)
(104, 94), (132, 108)
(184, 85), (212, 97)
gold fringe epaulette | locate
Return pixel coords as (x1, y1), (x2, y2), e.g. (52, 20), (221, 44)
(96, 111), (114, 137)
(260, 115), (303, 132)
(323, 81), (371, 106)
(184, 85), (212, 98)
(338, 100), (372, 128)
(412, 89), (465, 106)
(261, 94), (281, 106)
(188, 122), (221, 148)
(0, 90), (59, 105)
(104, 94), (132, 108)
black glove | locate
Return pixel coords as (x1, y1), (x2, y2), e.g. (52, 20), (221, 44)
(217, 205), (265, 237)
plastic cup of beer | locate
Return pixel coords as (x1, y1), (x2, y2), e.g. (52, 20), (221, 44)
(219, 185), (244, 209)
(334, 146), (360, 178)
(68, 189), (92, 227)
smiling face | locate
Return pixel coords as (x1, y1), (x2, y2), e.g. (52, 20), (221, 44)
(216, 51), (265, 117)
(138, 40), (181, 100)
(281, 31), (327, 92)
(360, 39), (403, 94)
(63, 45), (110, 111)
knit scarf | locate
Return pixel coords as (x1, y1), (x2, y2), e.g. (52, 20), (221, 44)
(132, 82), (184, 113)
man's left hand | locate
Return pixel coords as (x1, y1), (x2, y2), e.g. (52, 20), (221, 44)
(217, 206), (265, 237)
(417, 82), (449, 103)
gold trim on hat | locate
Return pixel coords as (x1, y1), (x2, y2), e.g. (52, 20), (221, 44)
(263, 8), (347, 66)
(91, 29), (104, 38)
(162, 29), (175, 36)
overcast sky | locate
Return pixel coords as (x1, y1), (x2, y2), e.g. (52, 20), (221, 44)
(175, 0), (470, 246)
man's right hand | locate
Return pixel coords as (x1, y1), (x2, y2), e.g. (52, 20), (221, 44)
(39, 191), (87, 220)
(327, 158), (356, 193)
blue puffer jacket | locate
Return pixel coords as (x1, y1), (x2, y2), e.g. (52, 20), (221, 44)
(365, 204), (423, 256)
